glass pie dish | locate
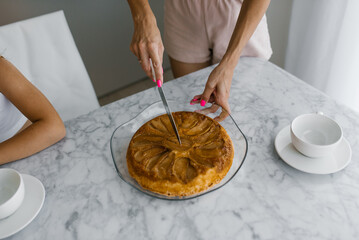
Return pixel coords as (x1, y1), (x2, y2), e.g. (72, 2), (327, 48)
(110, 100), (248, 200)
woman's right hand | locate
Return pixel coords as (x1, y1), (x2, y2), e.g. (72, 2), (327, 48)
(130, 15), (164, 86)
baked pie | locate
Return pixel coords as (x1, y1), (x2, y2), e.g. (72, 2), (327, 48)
(127, 111), (234, 196)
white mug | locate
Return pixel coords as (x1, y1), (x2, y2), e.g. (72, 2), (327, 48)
(290, 113), (343, 158)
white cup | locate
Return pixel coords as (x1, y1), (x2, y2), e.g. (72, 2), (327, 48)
(290, 113), (343, 158)
(0, 168), (25, 219)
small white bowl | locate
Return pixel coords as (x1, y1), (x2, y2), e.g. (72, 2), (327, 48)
(0, 169), (25, 219)
(290, 113), (343, 158)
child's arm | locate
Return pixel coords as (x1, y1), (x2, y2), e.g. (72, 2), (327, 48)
(0, 57), (66, 165)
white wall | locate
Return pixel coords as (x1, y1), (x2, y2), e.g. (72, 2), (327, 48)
(0, 0), (169, 97)
(266, 0), (293, 68)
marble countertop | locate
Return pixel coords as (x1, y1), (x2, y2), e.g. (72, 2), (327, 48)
(3, 58), (359, 240)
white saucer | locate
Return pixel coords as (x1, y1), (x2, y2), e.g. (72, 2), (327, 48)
(0, 174), (45, 239)
(275, 125), (352, 174)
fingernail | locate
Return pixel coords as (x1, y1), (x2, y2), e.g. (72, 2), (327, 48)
(200, 100), (206, 106)
(193, 98), (198, 101)
(190, 102), (194, 105)
(152, 79), (156, 82)
(157, 79), (162, 88)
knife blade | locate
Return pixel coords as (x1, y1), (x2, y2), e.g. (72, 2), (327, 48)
(150, 59), (182, 145)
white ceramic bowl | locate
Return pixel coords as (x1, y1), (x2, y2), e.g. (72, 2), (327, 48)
(290, 113), (343, 158)
(0, 169), (25, 219)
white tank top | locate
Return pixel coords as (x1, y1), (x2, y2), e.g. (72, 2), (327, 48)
(0, 55), (30, 143)
(0, 93), (28, 143)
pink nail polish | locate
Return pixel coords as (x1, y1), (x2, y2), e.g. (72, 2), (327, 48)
(193, 98), (198, 101)
(157, 79), (162, 88)
(152, 79), (156, 82)
(190, 102), (194, 105)
(200, 100), (206, 106)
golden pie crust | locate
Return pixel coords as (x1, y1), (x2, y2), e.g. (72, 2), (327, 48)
(126, 111), (234, 196)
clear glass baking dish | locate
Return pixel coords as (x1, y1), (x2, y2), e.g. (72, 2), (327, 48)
(110, 100), (248, 200)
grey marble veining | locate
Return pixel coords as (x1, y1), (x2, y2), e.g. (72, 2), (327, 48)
(2, 57), (359, 240)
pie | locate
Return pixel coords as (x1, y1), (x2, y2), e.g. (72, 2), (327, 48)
(126, 111), (234, 196)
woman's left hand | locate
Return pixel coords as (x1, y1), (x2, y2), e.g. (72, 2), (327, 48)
(190, 63), (233, 122)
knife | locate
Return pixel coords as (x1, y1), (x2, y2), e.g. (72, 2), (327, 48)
(150, 59), (182, 145)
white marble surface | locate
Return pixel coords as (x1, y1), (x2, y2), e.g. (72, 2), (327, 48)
(2, 57), (359, 240)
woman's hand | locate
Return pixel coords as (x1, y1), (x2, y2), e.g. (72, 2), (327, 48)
(191, 63), (233, 122)
(129, 13), (164, 86)
(189, 0), (271, 121)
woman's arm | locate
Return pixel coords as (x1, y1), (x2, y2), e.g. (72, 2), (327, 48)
(127, 0), (164, 86)
(0, 57), (66, 165)
(196, 0), (271, 121)
(221, 0), (271, 69)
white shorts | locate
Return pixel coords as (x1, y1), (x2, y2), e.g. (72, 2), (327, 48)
(164, 0), (273, 64)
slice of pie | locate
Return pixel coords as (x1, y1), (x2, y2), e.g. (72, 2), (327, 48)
(127, 111), (234, 196)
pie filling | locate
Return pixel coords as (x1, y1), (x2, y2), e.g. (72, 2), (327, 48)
(127, 111), (234, 196)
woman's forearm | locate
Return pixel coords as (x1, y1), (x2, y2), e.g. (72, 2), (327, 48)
(221, 0), (271, 69)
(0, 119), (66, 165)
(127, 0), (156, 25)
